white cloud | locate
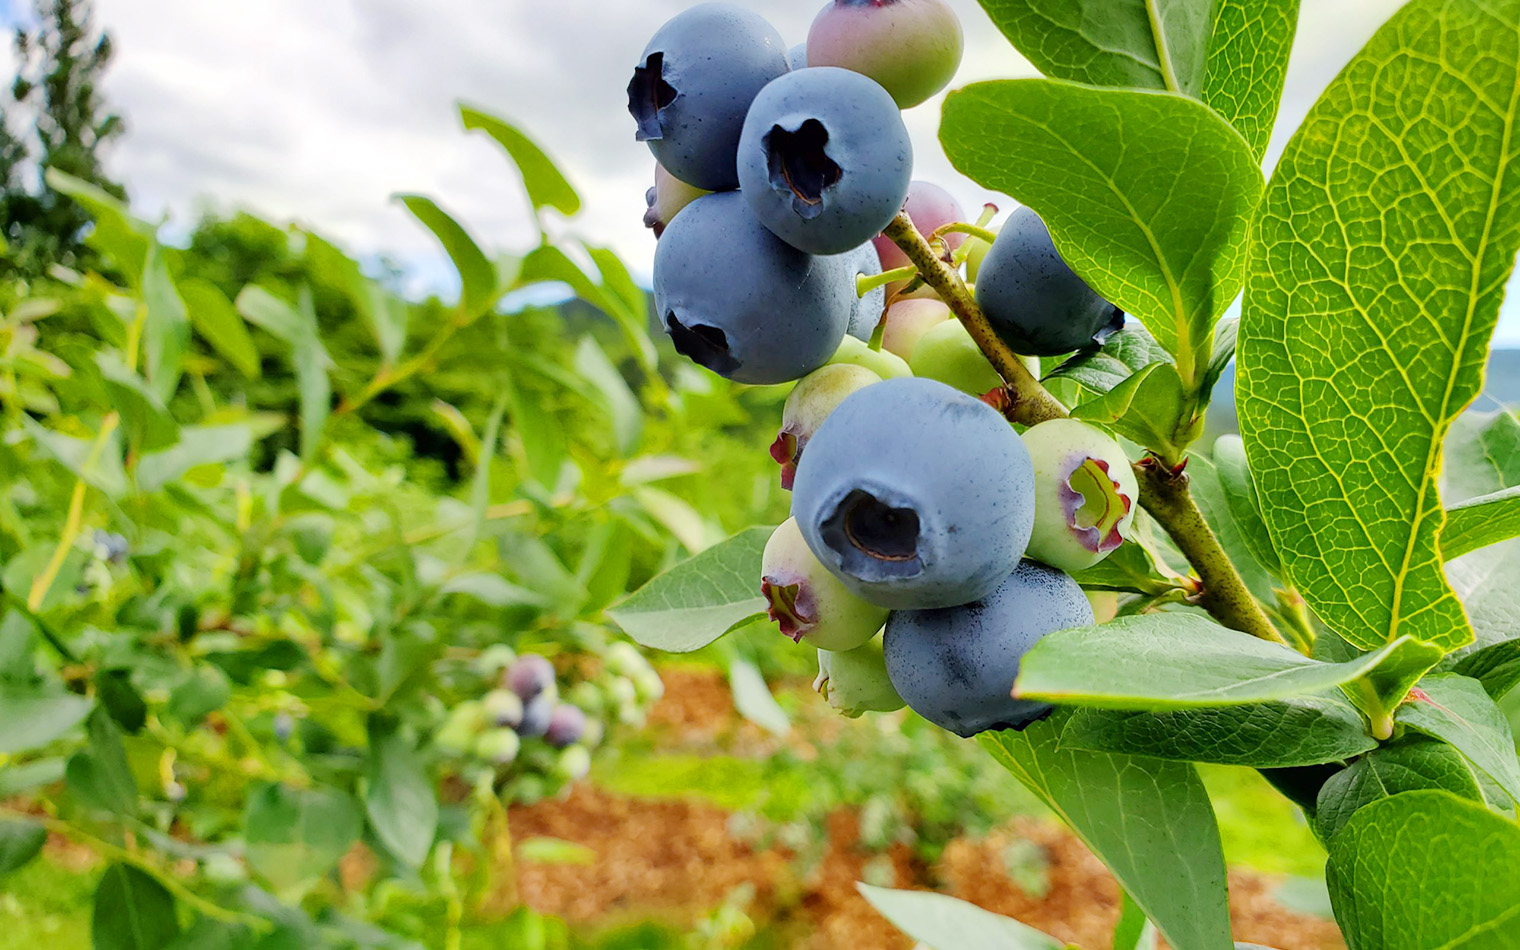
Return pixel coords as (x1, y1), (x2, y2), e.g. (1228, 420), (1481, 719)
(80, 0), (1520, 342)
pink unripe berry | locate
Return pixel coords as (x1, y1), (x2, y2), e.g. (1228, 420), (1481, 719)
(879, 298), (951, 361)
(872, 181), (966, 277)
(807, 0), (964, 109)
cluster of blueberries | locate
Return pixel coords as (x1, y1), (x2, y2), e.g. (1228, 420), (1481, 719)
(436, 644), (662, 796)
(631, 1), (1135, 738)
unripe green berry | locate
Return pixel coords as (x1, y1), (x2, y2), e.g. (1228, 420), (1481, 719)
(880, 298), (950, 361)
(1020, 419), (1138, 572)
(762, 517), (889, 652)
(555, 745), (592, 783)
(814, 634), (904, 717)
(772, 363), (883, 489)
(473, 727), (521, 766)
(908, 320), (1002, 397)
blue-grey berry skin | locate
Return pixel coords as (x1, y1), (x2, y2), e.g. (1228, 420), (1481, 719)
(654, 192), (854, 384)
(974, 206), (1121, 356)
(884, 559), (1092, 737)
(790, 377), (1036, 609)
(628, 4), (789, 191)
(516, 695), (555, 739)
(845, 242), (885, 341)
(786, 42), (808, 70)
(737, 67), (912, 255)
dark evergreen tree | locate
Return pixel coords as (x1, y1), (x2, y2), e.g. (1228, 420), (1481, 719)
(0, 0), (125, 278)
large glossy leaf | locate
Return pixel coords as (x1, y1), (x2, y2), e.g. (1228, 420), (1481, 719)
(941, 80), (1262, 389)
(460, 105), (581, 220)
(1442, 486), (1520, 562)
(1047, 325), (1171, 395)
(981, 715), (1231, 950)
(1314, 738), (1513, 842)
(364, 727), (437, 868)
(0, 684), (93, 754)
(1326, 791), (1520, 949)
(175, 277), (261, 379)
(1396, 673), (1520, 804)
(397, 195), (499, 319)
(244, 782), (362, 895)
(1015, 613), (1414, 709)
(1239, 0), (1520, 652)
(1070, 361), (1190, 462)
(92, 864), (180, 950)
(857, 884), (1062, 950)
(1060, 694), (1376, 767)
(974, 0), (1298, 159)
(607, 527), (770, 652)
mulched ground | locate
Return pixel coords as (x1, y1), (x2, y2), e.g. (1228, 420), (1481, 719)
(508, 669), (1345, 950)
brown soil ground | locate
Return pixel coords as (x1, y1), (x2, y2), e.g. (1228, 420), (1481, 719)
(508, 670), (1345, 950)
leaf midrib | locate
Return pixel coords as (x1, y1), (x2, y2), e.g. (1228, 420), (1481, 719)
(1144, 0), (1182, 93)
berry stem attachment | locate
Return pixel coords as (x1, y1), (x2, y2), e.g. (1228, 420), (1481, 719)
(1134, 458), (1291, 646)
(928, 222), (998, 246)
(882, 212), (1065, 424)
(857, 264), (918, 296)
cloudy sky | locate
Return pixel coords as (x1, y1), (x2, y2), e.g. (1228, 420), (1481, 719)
(7, 0), (1519, 341)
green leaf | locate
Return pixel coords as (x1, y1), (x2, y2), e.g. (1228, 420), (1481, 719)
(1199, 317), (1237, 406)
(1238, 0), (1520, 653)
(166, 665), (231, 725)
(0, 820), (47, 877)
(1070, 534), (1188, 597)
(0, 758), (65, 797)
(1343, 637), (1445, 720)
(92, 863), (181, 950)
(981, 714), (1231, 950)
(236, 287), (331, 462)
(1048, 325), (1173, 394)
(1326, 791), (1520, 949)
(136, 425), (255, 493)
(66, 710), (137, 815)
(606, 527), (770, 652)
(95, 352), (178, 453)
(470, 391), (509, 546)
(1015, 613), (1417, 709)
(1210, 436), (1281, 575)
(1452, 641), (1520, 700)
(1112, 891), (1157, 950)
(304, 232), (408, 365)
(459, 105), (582, 220)
(941, 79), (1263, 389)
(175, 277), (261, 379)
(516, 837), (596, 866)
(364, 727), (438, 868)
(1187, 452), (1277, 602)
(0, 684), (93, 754)
(1061, 694), (1377, 767)
(857, 883), (1062, 950)
(1397, 673), (1520, 804)
(1314, 738), (1513, 842)
(45, 169), (151, 283)
(517, 244), (657, 372)
(504, 370), (566, 489)
(398, 195), (498, 319)
(95, 668), (147, 734)
(1198, 0), (1301, 160)
(1442, 486), (1520, 562)
(975, 0), (1211, 96)
(572, 337), (642, 456)
(1444, 411), (1520, 652)
(142, 243), (191, 405)
(1070, 361), (1189, 460)
(244, 782), (362, 896)
(21, 417), (128, 498)
(727, 657), (789, 736)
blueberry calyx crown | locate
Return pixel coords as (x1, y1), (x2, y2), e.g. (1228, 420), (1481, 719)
(822, 488), (923, 580)
(1062, 457), (1132, 555)
(761, 576), (813, 641)
(627, 53), (678, 142)
(665, 313), (739, 376)
(765, 119), (841, 219)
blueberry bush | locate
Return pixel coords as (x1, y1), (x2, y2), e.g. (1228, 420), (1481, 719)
(0, 102), (793, 948)
(616, 1), (1520, 947)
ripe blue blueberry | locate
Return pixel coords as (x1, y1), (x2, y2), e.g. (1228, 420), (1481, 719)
(545, 704), (588, 749)
(516, 695), (555, 738)
(846, 242), (886, 341)
(654, 191), (854, 384)
(628, 4), (789, 191)
(790, 377), (1036, 609)
(786, 42), (808, 70)
(737, 67), (912, 256)
(884, 559), (1092, 737)
(506, 654), (555, 702)
(974, 206), (1122, 356)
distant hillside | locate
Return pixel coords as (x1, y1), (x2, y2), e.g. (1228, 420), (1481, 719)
(1208, 348), (1519, 434)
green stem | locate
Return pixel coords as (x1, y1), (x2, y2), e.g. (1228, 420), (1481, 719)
(856, 264), (918, 296)
(0, 808), (271, 931)
(928, 222), (998, 246)
(1350, 677), (1395, 740)
(1134, 459), (1289, 645)
(882, 213), (1066, 424)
